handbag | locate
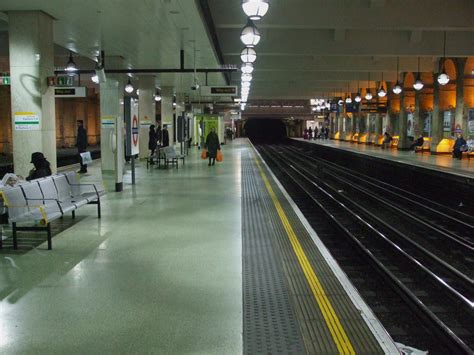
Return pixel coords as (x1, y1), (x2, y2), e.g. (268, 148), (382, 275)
(201, 149), (208, 160)
(80, 151), (93, 164)
(216, 150), (223, 162)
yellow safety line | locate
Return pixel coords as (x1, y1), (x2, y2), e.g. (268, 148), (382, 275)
(254, 155), (355, 355)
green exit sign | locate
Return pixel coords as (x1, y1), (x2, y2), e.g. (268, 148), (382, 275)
(0, 72), (10, 85)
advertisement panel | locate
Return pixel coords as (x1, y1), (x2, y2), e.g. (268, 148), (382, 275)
(125, 97), (139, 156)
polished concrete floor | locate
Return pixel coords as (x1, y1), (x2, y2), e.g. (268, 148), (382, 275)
(0, 141), (244, 353)
(295, 138), (474, 178)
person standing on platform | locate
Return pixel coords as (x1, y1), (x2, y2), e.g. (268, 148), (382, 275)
(148, 125), (157, 157)
(76, 120), (88, 173)
(26, 152), (52, 181)
(205, 127), (221, 166)
(308, 127), (313, 140)
(409, 134), (424, 152)
(453, 133), (467, 160)
(162, 125), (169, 147)
(314, 126), (319, 140)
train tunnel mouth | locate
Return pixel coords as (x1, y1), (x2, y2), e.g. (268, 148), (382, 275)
(244, 118), (287, 144)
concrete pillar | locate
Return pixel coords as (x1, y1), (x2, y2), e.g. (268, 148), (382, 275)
(430, 74), (442, 152)
(138, 76), (155, 159)
(338, 112), (344, 139)
(414, 90), (421, 136)
(398, 74), (409, 149)
(454, 58), (466, 133)
(161, 86), (174, 146)
(375, 113), (383, 145)
(8, 11), (56, 177)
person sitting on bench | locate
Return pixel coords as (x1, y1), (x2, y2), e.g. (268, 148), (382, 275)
(409, 134), (424, 151)
(382, 132), (392, 149)
(26, 152), (52, 181)
(453, 133), (467, 160)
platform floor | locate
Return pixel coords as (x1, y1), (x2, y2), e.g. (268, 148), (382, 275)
(294, 138), (474, 179)
(0, 139), (396, 354)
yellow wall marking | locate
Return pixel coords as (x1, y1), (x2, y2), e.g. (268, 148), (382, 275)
(254, 155), (355, 355)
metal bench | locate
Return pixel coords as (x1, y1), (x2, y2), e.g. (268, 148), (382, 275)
(161, 146), (185, 169)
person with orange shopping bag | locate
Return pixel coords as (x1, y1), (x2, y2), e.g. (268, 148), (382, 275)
(205, 127), (221, 166)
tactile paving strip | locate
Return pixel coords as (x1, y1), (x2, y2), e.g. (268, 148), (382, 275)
(242, 151), (306, 354)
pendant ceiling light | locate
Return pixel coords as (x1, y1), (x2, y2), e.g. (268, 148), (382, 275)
(125, 78), (134, 93)
(154, 92), (162, 102)
(413, 57), (424, 91)
(241, 62), (254, 74)
(345, 82), (352, 104)
(241, 47), (257, 63)
(242, 0), (269, 21)
(240, 19), (261, 48)
(377, 72), (387, 97)
(338, 98), (344, 106)
(65, 51), (78, 75)
(365, 73), (372, 100)
(241, 73), (253, 82)
(91, 74), (99, 84)
(392, 57), (403, 94)
(437, 31), (450, 86)
(354, 81), (362, 103)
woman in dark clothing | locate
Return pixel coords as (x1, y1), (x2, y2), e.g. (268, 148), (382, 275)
(148, 125), (157, 156)
(205, 127), (221, 166)
(453, 134), (467, 160)
(162, 125), (169, 147)
(26, 152), (52, 181)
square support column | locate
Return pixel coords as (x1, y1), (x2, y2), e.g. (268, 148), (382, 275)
(8, 11), (56, 176)
(138, 76), (156, 159)
(161, 86), (174, 146)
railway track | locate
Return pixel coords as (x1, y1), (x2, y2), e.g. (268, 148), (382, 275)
(256, 143), (474, 354)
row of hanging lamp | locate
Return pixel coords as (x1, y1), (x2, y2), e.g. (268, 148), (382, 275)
(242, 0), (269, 21)
(377, 72), (387, 98)
(392, 57), (403, 94)
(437, 31), (450, 85)
(413, 57), (424, 91)
(365, 72), (373, 101)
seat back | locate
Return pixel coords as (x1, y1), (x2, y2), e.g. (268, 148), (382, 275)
(21, 181), (44, 202)
(164, 147), (177, 159)
(1, 186), (28, 222)
(53, 175), (72, 201)
(38, 178), (59, 200)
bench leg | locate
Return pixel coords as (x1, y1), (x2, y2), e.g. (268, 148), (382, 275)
(97, 199), (101, 219)
(47, 223), (52, 250)
(12, 222), (18, 249)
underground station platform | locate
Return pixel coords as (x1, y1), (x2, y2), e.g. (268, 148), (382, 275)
(2, 139), (472, 353)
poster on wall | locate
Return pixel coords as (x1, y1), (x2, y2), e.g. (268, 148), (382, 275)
(443, 111), (452, 133)
(423, 112), (432, 136)
(468, 109), (474, 135)
(407, 113), (414, 138)
(14, 112), (40, 130)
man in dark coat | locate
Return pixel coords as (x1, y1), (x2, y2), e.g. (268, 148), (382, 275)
(162, 125), (169, 147)
(76, 120), (88, 173)
(148, 125), (157, 156)
(205, 127), (220, 166)
(453, 133), (467, 160)
(26, 152), (52, 181)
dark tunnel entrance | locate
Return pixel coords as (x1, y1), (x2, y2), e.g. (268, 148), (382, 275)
(244, 119), (287, 144)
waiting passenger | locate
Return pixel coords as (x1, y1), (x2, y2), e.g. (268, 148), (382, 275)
(162, 125), (170, 147)
(323, 127), (329, 139)
(382, 132), (392, 149)
(205, 127), (221, 166)
(76, 120), (88, 174)
(26, 152), (52, 181)
(314, 126), (319, 140)
(409, 135), (424, 152)
(148, 125), (157, 158)
(308, 127), (313, 140)
(453, 133), (467, 160)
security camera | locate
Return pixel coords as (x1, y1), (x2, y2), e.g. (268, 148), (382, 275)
(191, 83), (200, 91)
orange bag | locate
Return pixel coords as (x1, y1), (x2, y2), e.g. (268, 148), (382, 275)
(201, 149), (208, 160)
(216, 150), (223, 162)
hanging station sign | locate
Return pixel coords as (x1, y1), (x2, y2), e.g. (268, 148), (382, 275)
(200, 86), (238, 97)
(54, 87), (87, 98)
(47, 76), (75, 87)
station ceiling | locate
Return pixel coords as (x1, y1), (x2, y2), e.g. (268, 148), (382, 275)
(0, 0), (227, 96)
(207, 0), (474, 99)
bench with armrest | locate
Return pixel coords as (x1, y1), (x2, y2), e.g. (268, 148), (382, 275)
(161, 146), (185, 169)
(0, 172), (104, 250)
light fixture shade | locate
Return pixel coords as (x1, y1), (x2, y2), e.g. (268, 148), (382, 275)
(240, 19), (261, 47)
(345, 96), (352, 104)
(91, 74), (99, 84)
(241, 47), (257, 63)
(413, 76), (424, 91)
(65, 52), (78, 72)
(241, 73), (253, 82)
(242, 0), (269, 20)
(377, 86), (387, 98)
(365, 90), (373, 101)
(241, 62), (254, 74)
(392, 82), (403, 94)
(437, 71), (450, 85)
(125, 78), (134, 93)
(136, 89), (140, 96)
(354, 93), (362, 103)
(154, 94), (162, 102)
